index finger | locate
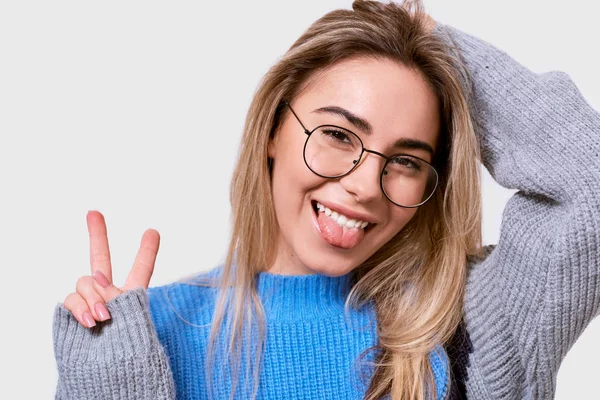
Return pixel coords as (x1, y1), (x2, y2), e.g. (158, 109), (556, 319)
(87, 210), (113, 284)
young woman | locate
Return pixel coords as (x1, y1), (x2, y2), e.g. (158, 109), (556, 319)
(53, 1), (600, 399)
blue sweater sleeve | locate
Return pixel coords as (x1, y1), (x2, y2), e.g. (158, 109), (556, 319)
(434, 24), (600, 399)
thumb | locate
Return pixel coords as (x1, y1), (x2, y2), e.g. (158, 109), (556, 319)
(122, 229), (160, 292)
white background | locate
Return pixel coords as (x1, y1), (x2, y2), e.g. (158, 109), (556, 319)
(1, 0), (598, 398)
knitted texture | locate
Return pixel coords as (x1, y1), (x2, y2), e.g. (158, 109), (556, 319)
(53, 272), (449, 399)
(435, 25), (600, 399)
(52, 24), (600, 399)
(52, 287), (176, 399)
(147, 270), (449, 399)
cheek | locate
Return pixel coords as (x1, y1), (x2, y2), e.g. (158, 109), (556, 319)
(384, 207), (418, 237)
(270, 140), (323, 212)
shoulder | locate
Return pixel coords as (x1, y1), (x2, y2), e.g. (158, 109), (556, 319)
(147, 266), (222, 329)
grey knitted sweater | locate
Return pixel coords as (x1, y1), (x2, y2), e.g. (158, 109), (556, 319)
(52, 24), (600, 399)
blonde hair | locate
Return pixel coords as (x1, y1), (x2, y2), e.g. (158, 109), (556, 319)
(187, 1), (483, 399)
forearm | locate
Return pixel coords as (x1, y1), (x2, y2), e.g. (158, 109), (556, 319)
(434, 24), (600, 201)
(53, 288), (176, 399)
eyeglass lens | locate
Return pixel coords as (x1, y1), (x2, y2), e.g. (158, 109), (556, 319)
(303, 125), (437, 207)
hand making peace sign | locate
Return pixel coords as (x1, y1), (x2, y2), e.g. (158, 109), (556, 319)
(62, 210), (160, 328)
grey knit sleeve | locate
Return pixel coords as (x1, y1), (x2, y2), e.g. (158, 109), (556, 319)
(52, 288), (176, 399)
(434, 25), (600, 399)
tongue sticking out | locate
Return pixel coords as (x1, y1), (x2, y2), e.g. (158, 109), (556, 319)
(317, 212), (365, 249)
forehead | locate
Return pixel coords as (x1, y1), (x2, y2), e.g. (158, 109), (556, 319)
(295, 56), (440, 153)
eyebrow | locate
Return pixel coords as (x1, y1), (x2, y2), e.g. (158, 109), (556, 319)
(311, 105), (435, 157)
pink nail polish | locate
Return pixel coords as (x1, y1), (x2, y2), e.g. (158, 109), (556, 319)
(93, 271), (110, 288)
(94, 303), (111, 321)
(83, 311), (96, 328)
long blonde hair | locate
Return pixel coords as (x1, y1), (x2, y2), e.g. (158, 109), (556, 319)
(194, 1), (482, 399)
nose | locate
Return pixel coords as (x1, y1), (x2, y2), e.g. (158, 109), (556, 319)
(339, 151), (384, 204)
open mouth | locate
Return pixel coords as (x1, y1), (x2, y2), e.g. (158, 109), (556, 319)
(311, 200), (375, 233)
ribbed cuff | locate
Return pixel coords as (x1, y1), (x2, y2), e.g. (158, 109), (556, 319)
(53, 288), (161, 364)
(52, 288), (176, 399)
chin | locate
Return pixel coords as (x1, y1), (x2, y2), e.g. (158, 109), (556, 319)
(293, 248), (366, 277)
(308, 263), (355, 277)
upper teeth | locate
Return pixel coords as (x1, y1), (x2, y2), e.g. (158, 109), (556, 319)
(316, 202), (369, 229)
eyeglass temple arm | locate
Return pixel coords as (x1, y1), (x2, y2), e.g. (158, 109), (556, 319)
(282, 101), (311, 135)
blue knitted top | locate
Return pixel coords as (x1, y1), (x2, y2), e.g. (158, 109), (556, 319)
(146, 268), (450, 399)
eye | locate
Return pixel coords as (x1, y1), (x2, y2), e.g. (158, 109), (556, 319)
(388, 155), (423, 172)
(320, 128), (353, 144)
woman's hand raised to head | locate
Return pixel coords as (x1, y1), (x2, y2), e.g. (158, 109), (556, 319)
(62, 210), (160, 328)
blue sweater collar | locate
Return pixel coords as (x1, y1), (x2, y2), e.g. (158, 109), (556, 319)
(255, 270), (371, 322)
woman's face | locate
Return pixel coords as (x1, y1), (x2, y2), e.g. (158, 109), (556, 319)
(268, 56), (440, 276)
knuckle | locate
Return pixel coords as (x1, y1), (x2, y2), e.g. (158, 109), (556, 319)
(63, 292), (82, 311)
(75, 275), (94, 293)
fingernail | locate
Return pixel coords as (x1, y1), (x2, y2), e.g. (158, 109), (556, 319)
(83, 311), (96, 328)
(94, 303), (111, 321)
(93, 271), (110, 288)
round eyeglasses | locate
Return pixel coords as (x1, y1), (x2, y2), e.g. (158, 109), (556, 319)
(282, 101), (439, 208)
